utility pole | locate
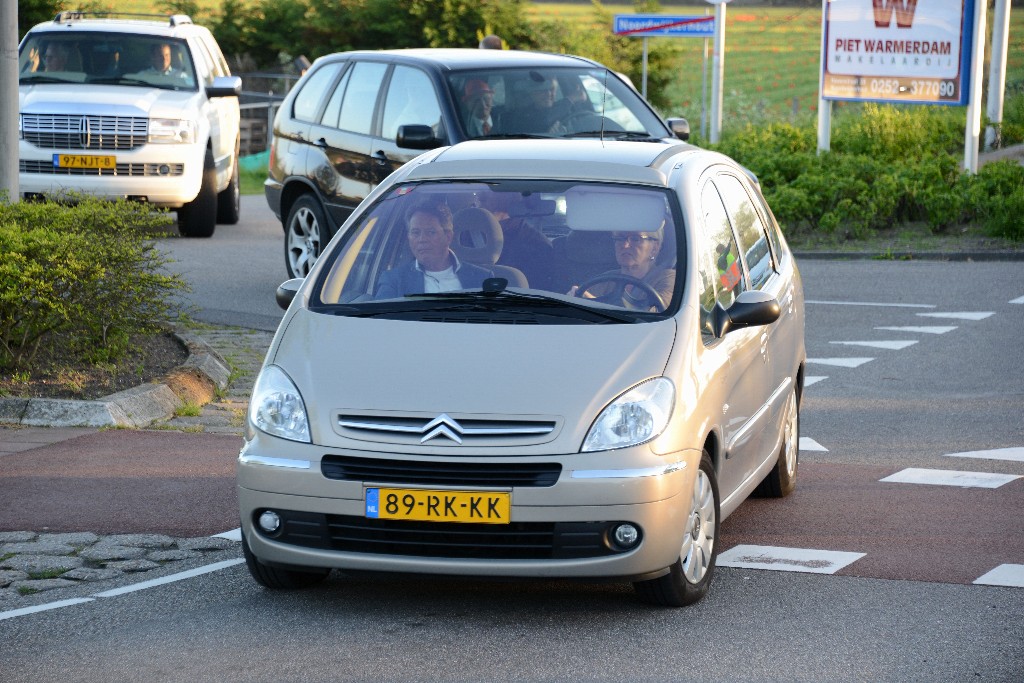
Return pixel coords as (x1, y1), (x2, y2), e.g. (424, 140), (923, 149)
(1, 0), (20, 202)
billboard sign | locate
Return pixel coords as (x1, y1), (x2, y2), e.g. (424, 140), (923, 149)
(613, 15), (715, 39)
(822, 0), (975, 105)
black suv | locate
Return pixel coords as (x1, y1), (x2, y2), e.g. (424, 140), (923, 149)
(265, 48), (690, 277)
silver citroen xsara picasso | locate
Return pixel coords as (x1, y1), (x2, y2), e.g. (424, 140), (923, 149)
(238, 138), (805, 607)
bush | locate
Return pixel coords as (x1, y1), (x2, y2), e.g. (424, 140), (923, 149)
(0, 197), (189, 370)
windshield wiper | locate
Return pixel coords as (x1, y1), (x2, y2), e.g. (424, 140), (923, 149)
(401, 289), (639, 323)
(563, 130), (661, 141)
(474, 133), (557, 140)
(88, 76), (152, 86)
(19, 75), (74, 84)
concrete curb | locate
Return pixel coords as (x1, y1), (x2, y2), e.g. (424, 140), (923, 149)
(793, 250), (1024, 261)
(0, 332), (230, 429)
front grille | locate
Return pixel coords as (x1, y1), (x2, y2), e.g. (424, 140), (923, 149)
(321, 455), (561, 487)
(264, 510), (617, 560)
(336, 413), (558, 447)
(22, 114), (149, 151)
(20, 160), (184, 177)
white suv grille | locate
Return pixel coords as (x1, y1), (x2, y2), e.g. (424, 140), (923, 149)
(22, 114), (148, 151)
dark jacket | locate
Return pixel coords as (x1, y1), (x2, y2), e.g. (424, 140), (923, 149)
(374, 257), (494, 299)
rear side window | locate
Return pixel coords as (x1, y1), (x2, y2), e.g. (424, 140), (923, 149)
(339, 61), (387, 135)
(292, 63), (343, 122)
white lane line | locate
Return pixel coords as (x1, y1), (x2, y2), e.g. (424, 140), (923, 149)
(880, 468), (1022, 489)
(974, 564), (1024, 588)
(830, 340), (918, 350)
(806, 300), (935, 308)
(945, 447), (1024, 463)
(804, 376), (828, 387)
(0, 598), (95, 622)
(718, 545), (865, 574)
(214, 528), (242, 541)
(1009, 296), (1024, 305)
(807, 357), (874, 368)
(875, 325), (957, 334)
(93, 559), (245, 598)
(916, 311), (995, 321)
(799, 437), (828, 452)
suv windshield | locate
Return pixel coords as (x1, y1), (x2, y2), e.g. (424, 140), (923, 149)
(447, 68), (667, 140)
(314, 180), (682, 322)
(19, 32), (197, 90)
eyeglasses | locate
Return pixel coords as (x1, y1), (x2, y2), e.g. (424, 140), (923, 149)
(611, 233), (659, 245)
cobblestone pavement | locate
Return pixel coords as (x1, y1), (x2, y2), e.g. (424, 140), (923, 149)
(1, 325), (274, 612)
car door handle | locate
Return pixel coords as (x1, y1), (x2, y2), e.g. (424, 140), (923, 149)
(314, 137), (328, 149)
(372, 150), (389, 165)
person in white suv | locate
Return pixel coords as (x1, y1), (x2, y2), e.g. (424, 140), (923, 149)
(18, 13), (242, 237)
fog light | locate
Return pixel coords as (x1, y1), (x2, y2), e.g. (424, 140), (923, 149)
(258, 510), (281, 533)
(158, 164), (171, 175)
(612, 523), (640, 550)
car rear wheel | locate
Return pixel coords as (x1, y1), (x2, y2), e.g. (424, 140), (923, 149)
(216, 154), (240, 225)
(284, 194), (328, 278)
(178, 149), (218, 237)
(633, 451), (719, 607)
(754, 383), (799, 498)
(242, 532), (330, 589)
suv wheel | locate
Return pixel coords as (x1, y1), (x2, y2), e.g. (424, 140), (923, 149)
(178, 149), (218, 237)
(216, 153), (241, 225)
(284, 194), (328, 278)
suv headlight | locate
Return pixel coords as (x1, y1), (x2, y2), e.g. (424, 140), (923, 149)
(248, 365), (310, 443)
(583, 377), (674, 452)
(148, 118), (196, 144)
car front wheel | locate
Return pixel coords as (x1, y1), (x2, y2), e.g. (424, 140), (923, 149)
(633, 450), (720, 607)
(178, 149), (218, 237)
(754, 382), (799, 498)
(284, 194), (328, 278)
(216, 153), (241, 225)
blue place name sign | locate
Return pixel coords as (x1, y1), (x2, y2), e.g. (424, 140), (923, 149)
(613, 14), (715, 38)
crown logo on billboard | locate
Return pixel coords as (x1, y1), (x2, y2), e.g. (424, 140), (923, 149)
(872, 0), (918, 29)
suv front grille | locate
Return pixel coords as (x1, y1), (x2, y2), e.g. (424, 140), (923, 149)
(321, 455), (561, 487)
(22, 114), (149, 151)
(263, 510), (617, 560)
(20, 160), (184, 177)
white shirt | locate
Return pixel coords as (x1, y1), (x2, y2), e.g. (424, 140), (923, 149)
(416, 251), (464, 292)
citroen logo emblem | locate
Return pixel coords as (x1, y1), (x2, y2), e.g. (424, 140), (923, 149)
(420, 413), (464, 444)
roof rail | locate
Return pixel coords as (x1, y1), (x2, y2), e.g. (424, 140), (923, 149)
(51, 11), (193, 27)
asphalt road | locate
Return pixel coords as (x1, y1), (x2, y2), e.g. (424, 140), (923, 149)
(2, 200), (1022, 682)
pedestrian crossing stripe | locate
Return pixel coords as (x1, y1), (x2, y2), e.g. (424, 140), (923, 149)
(974, 564), (1024, 588)
(1009, 296), (1024, 305)
(880, 468), (1022, 489)
(799, 437), (828, 452)
(875, 325), (957, 334)
(944, 447), (1024, 463)
(804, 375), (827, 387)
(806, 357), (874, 368)
(718, 545), (865, 574)
(830, 340), (918, 350)
(916, 311), (995, 321)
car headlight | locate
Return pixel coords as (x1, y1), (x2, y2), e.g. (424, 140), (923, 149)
(583, 377), (674, 452)
(148, 118), (196, 144)
(248, 365), (310, 443)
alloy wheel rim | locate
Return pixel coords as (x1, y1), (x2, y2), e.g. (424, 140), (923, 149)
(288, 207), (321, 277)
(783, 391), (798, 478)
(680, 469), (716, 584)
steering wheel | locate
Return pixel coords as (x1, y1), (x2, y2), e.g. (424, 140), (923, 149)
(575, 273), (667, 312)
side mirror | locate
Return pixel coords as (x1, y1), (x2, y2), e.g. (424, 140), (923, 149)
(397, 124), (442, 150)
(275, 278), (303, 310)
(712, 290), (781, 338)
(666, 117), (690, 142)
(207, 75), (242, 98)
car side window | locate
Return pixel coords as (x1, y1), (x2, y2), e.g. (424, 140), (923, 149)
(320, 67), (352, 128)
(339, 61), (387, 135)
(715, 173), (776, 290)
(700, 180), (746, 311)
(187, 37), (214, 86)
(381, 65), (442, 141)
(293, 63), (343, 122)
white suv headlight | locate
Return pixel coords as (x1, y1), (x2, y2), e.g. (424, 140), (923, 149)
(148, 118), (197, 144)
(583, 377), (674, 452)
(249, 365), (310, 443)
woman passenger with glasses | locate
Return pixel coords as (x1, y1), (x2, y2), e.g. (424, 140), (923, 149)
(569, 227), (675, 311)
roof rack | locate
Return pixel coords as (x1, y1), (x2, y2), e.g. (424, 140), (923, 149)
(52, 11), (193, 27)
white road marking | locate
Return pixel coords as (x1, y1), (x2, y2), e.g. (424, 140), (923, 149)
(806, 300), (935, 308)
(804, 376), (828, 387)
(875, 325), (957, 334)
(974, 564), (1024, 588)
(214, 528), (242, 541)
(830, 340), (919, 350)
(806, 357), (874, 368)
(944, 447), (1024, 463)
(800, 437), (829, 452)
(880, 468), (1022, 489)
(93, 559), (245, 597)
(916, 311), (995, 321)
(0, 598), (95, 622)
(1009, 296), (1024, 305)
(718, 545), (865, 574)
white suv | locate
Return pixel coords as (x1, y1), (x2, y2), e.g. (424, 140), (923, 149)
(18, 12), (242, 237)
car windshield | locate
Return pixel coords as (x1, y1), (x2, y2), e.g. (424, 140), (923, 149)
(447, 68), (667, 140)
(19, 32), (197, 90)
(313, 180), (682, 322)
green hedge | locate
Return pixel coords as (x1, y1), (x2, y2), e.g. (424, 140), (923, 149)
(0, 197), (189, 370)
(712, 104), (1024, 241)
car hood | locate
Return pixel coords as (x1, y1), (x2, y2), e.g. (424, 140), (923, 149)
(272, 308), (678, 454)
(19, 83), (198, 119)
